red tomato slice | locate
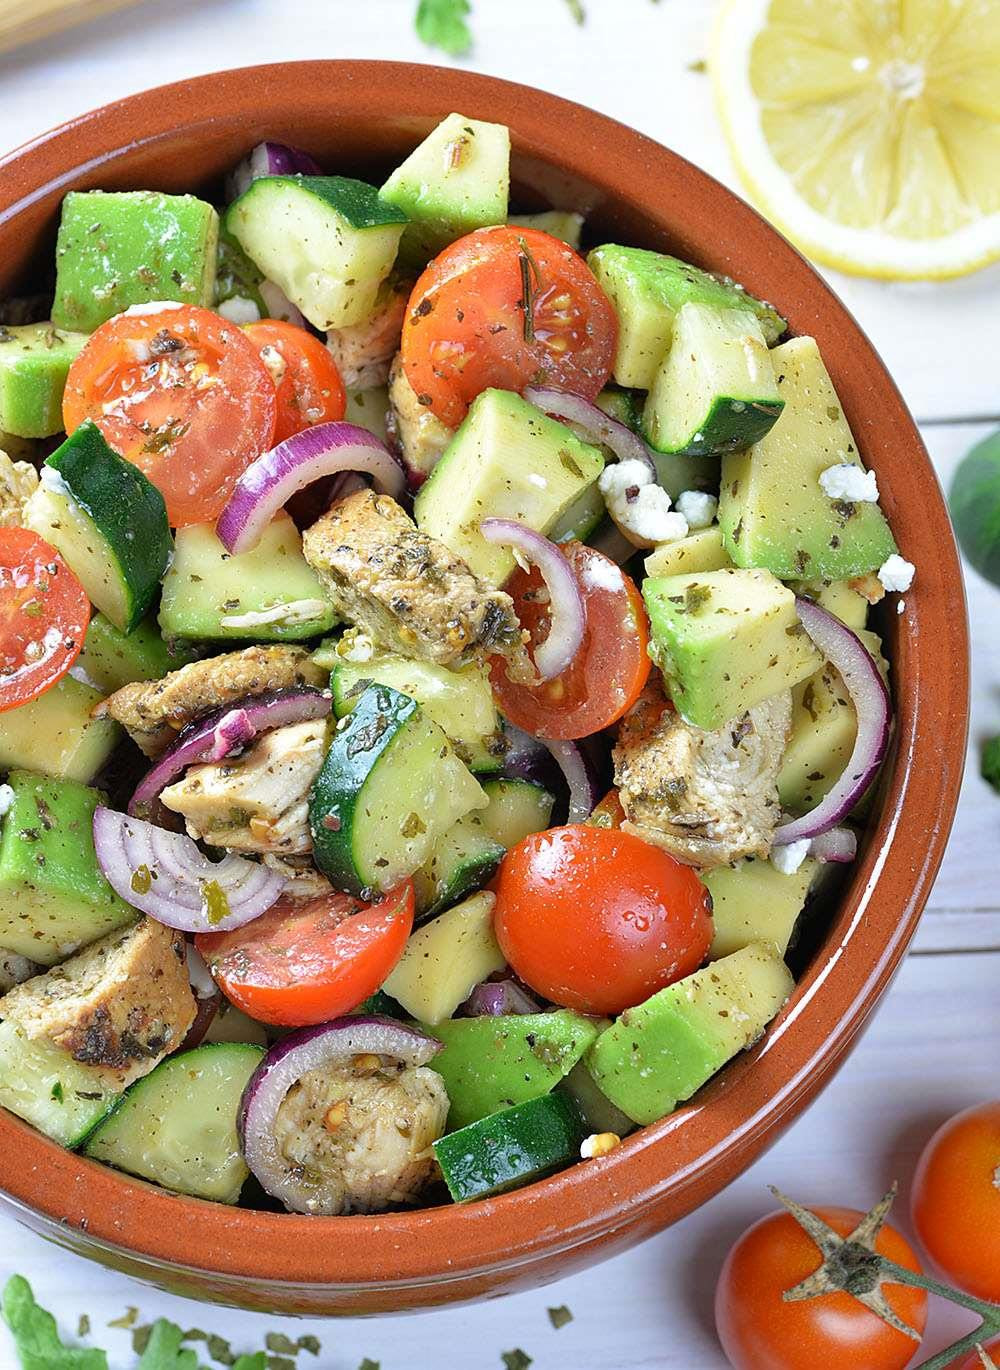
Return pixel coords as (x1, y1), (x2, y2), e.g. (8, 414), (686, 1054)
(490, 540), (651, 739)
(401, 226), (617, 428)
(0, 528), (90, 713)
(62, 304), (277, 527)
(494, 825), (713, 1015)
(244, 320), (346, 444)
(195, 882), (413, 1027)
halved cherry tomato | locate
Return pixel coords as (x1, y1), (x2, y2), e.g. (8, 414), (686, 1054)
(490, 541), (651, 739)
(912, 1101), (1000, 1302)
(0, 528), (89, 712)
(62, 304), (277, 527)
(401, 226), (617, 428)
(196, 882), (413, 1027)
(244, 320), (346, 444)
(493, 825), (712, 1015)
(715, 1207), (927, 1370)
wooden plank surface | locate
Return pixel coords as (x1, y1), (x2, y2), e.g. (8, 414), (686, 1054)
(1, 2), (998, 1365)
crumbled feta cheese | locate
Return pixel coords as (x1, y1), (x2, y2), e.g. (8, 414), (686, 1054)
(599, 460), (687, 547)
(675, 489), (719, 529)
(771, 838), (811, 875)
(336, 629), (376, 663)
(217, 295), (261, 325)
(897, 599), (905, 615)
(219, 599), (329, 630)
(38, 464), (71, 499)
(819, 463), (879, 503)
(877, 554), (915, 593)
(0, 784), (14, 818)
(121, 300), (184, 317)
(257, 343), (287, 386)
(598, 458), (654, 500)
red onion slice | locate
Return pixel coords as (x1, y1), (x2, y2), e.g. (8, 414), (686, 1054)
(480, 519), (585, 680)
(464, 978), (542, 1016)
(93, 806), (285, 933)
(523, 386), (656, 480)
(226, 141), (322, 201)
(541, 738), (602, 822)
(216, 421), (406, 555)
(808, 826), (858, 863)
(237, 1016), (441, 1213)
(773, 598), (891, 845)
(129, 687), (332, 818)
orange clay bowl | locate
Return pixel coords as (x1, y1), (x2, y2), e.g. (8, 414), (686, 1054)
(0, 61), (969, 1314)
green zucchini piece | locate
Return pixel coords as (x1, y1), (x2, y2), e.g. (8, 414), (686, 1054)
(412, 813), (505, 921)
(76, 612), (198, 696)
(225, 175), (408, 330)
(422, 1010), (600, 1131)
(434, 1092), (586, 1202)
(23, 421), (172, 633)
(52, 189), (219, 332)
(0, 1018), (120, 1148)
(508, 210), (584, 249)
(595, 386), (642, 432)
(331, 651), (503, 772)
(950, 428), (1000, 588)
(0, 771), (136, 965)
(548, 480), (605, 543)
(587, 243), (786, 389)
(82, 1042), (264, 1203)
(309, 682), (487, 896)
(0, 675), (120, 786)
(561, 1059), (634, 1138)
(214, 228), (266, 315)
(0, 323), (88, 439)
(353, 989), (406, 1019)
(642, 304), (783, 457)
(381, 113), (510, 264)
(477, 777), (555, 848)
(159, 514), (336, 643)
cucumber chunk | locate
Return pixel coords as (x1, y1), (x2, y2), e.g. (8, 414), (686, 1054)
(587, 243), (786, 389)
(644, 526), (732, 579)
(434, 1092), (586, 1202)
(0, 1018), (120, 1148)
(508, 210), (584, 249)
(642, 304), (783, 457)
(83, 1042), (264, 1203)
(0, 675), (120, 785)
(0, 323), (88, 439)
(477, 777), (555, 847)
(384, 890), (505, 1020)
(309, 682), (487, 896)
(225, 175), (408, 330)
(331, 650), (502, 772)
(159, 514), (336, 643)
(23, 422), (172, 633)
(52, 189), (218, 332)
(411, 813), (505, 920)
(381, 113), (510, 264)
(77, 613), (198, 695)
(414, 388), (605, 585)
(344, 385), (390, 444)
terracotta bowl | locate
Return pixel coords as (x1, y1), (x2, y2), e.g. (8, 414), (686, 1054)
(0, 61), (968, 1314)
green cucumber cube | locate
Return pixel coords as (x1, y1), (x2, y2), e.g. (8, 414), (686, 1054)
(0, 323), (88, 439)
(0, 675), (120, 786)
(434, 1092), (586, 1202)
(77, 612), (197, 695)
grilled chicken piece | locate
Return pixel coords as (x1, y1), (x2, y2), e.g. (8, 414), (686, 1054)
(303, 489), (528, 673)
(260, 853), (335, 899)
(614, 680), (792, 869)
(0, 919), (196, 1090)
(326, 278), (410, 390)
(386, 352), (454, 484)
(271, 1057), (449, 1215)
(0, 450), (39, 527)
(98, 645), (326, 757)
(161, 719), (328, 855)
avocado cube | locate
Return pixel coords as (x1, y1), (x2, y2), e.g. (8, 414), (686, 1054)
(77, 612), (198, 695)
(718, 336), (897, 579)
(588, 943), (794, 1125)
(644, 526), (732, 579)
(788, 577), (869, 632)
(704, 858), (817, 960)
(642, 567), (822, 731)
(0, 323), (88, 438)
(0, 771), (136, 965)
(0, 675), (120, 785)
(52, 190), (219, 332)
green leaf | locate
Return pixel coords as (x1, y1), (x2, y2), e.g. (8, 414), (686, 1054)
(414, 0), (473, 56)
(357, 1360), (381, 1370)
(547, 1304), (573, 1329)
(296, 1336), (321, 1356)
(135, 1319), (201, 1370)
(264, 1333), (296, 1354)
(231, 1357), (267, 1370)
(1, 1275), (108, 1370)
(983, 736), (1000, 792)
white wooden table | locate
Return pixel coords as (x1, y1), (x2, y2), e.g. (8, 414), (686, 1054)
(1, 3), (998, 1366)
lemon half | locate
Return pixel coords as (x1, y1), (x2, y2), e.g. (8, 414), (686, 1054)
(710, 0), (1000, 280)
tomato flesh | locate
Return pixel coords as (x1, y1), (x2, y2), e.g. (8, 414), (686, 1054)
(493, 824), (712, 1015)
(196, 882), (413, 1027)
(715, 1206), (927, 1370)
(0, 528), (90, 712)
(401, 226), (617, 428)
(490, 541), (651, 740)
(948, 1341), (1000, 1369)
(245, 319), (346, 444)
(63, 304), (277, 527)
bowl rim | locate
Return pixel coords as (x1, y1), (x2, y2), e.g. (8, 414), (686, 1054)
(0, 58), (969, 1293)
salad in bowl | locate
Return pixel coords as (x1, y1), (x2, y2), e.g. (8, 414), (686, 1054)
(0, 110), (911, 1219)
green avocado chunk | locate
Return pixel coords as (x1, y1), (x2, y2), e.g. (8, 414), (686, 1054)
(0, 771), (136, 965)
(0, 323), (88, 439)
(0, 675), (120, 786)
(52, 189), (219, 332)
(421, 1010), (599, 1131)
(76, 612), (198, 695)
(433, 1092), (586, 1202)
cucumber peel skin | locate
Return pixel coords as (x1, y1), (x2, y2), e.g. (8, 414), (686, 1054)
(949, 428), (1000, 587)
(433, 1092), (586, 1202)
(646, 395), (785, 458)
(257, 175), (410, 231)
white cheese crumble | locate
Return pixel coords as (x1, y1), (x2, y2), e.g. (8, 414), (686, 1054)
(819, 463), (879, 503)
(121, 300), (184, 317)
(897, 599), (906, 615)
(0, 784), (14, 818)
(217, 295), (261, 325)
(258, 343), (287, 386)
(675, 490), (718, 529)
(877, 554), (915, 593)
(38, 464), (71, 499)
(771, 838), (811, 875)
(219, 599), (329, 630)
(598, 459), (688, 547)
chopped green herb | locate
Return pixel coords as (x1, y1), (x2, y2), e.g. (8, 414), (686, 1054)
(982, 735), (1000, 792)
(414, 0), (472, 55)
(131, 1326), (153, 1356)
(296, 1335), (321, 1356)
(135, 1318), (200, 1369)
(232, 1358), (267, 1370)
(265, 1358), (295, 1370)
(51, 1081), (64, 1102)
(564, 0), (586, 21)
(264, 1333), (296, 1355)
(357, 1360), (381, 1370)
(206, 1331), (236, 1364)
(108, 1307), (140, 1329)
(547, 1304), (573, 1329)
(501, 1352), (533, 1370)
(1, 1275), (108, 1369)
(77, 1314), (91, 1338)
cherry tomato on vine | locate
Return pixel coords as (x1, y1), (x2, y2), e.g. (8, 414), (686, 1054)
(912, 1101), (1000, 1302)
(0, 528), (89, 712)
(244, 319), (346, 443)
(715, 1206), (927, 1370)
(493, 824), (712, 1015)
(946, 1342), (1000, 1369)
(401, 226), (617, 428)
